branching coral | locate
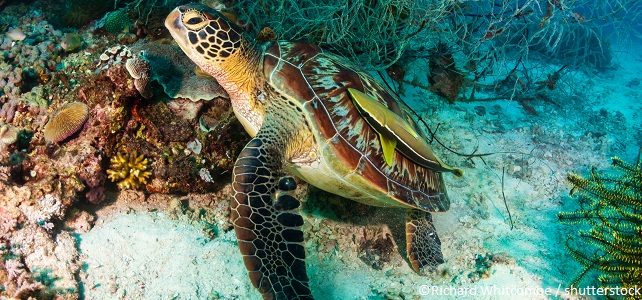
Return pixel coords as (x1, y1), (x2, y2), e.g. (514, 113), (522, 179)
(106, 150), (151, 190)
(558, 156), (642, 296)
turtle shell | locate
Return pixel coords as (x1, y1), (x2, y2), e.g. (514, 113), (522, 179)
(263, 42), (449, 212)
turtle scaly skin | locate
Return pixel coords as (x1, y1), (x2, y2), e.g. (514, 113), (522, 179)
(166, 4), (461, 299)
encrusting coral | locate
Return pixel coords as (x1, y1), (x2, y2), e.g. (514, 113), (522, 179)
(558, 156), (642, 297)
(43, 101), (89, 143)
(106, 150), (152, 190)
(125, 51), (152, 99)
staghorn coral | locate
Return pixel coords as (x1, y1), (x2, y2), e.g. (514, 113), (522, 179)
(8, 225), (81, 297)
(3, 258), (44, 299)
(43, 102), (89, 143)
(125, 51), (152, 99)
(20, 194), (64, 226)
(107, 150), (152, 190)
(558, 156), (642, 296)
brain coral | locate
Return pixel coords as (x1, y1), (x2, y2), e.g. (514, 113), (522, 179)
(43, 102), (89, 143)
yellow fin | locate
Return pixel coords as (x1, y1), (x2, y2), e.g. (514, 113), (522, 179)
(348, 88), (418, 137)
(379, 132), (397, 166)
(348, 87), (462, 174)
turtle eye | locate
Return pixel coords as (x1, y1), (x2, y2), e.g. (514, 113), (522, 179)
(186, 17), (203, 25)
(183, 11), (207, 30)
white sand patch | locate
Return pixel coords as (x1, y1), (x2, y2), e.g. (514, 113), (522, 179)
(79, 212), (261, 300)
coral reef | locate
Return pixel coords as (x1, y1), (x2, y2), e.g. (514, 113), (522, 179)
(125, 51), (152, 98)
(106, 150), (152, 190)
(0, 123), (19, 153)
(43, 102), (89, 143)
(0, 99), (19, 123)
(558, 156), (642, 294)
(0, 0), (637, 298)
(0, 8), (63, 100)
(0, 1), (250, 297)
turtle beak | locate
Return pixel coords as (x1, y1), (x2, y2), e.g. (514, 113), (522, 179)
(165, 8), (182, 33)
(165, 7), (192, 56)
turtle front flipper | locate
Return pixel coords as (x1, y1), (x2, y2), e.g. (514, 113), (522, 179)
(405, 209), (444, 273)
(232, 128), (313, 299)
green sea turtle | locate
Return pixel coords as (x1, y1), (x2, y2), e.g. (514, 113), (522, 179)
(165, 4), (462, 299)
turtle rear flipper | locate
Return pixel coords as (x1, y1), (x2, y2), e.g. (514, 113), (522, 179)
(232, 129), (312, 299)
(406, 210), (444, 273)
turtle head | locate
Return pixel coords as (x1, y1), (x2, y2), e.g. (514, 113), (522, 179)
(165, 4), (245, 72)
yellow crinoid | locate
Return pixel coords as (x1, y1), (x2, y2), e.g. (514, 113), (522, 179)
(106, 150), (152, 190)
(558, 156), (642, 296)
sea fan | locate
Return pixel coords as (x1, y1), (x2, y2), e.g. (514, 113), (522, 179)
(558, 156), (642, 298)
(231, 0), (444, 69)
